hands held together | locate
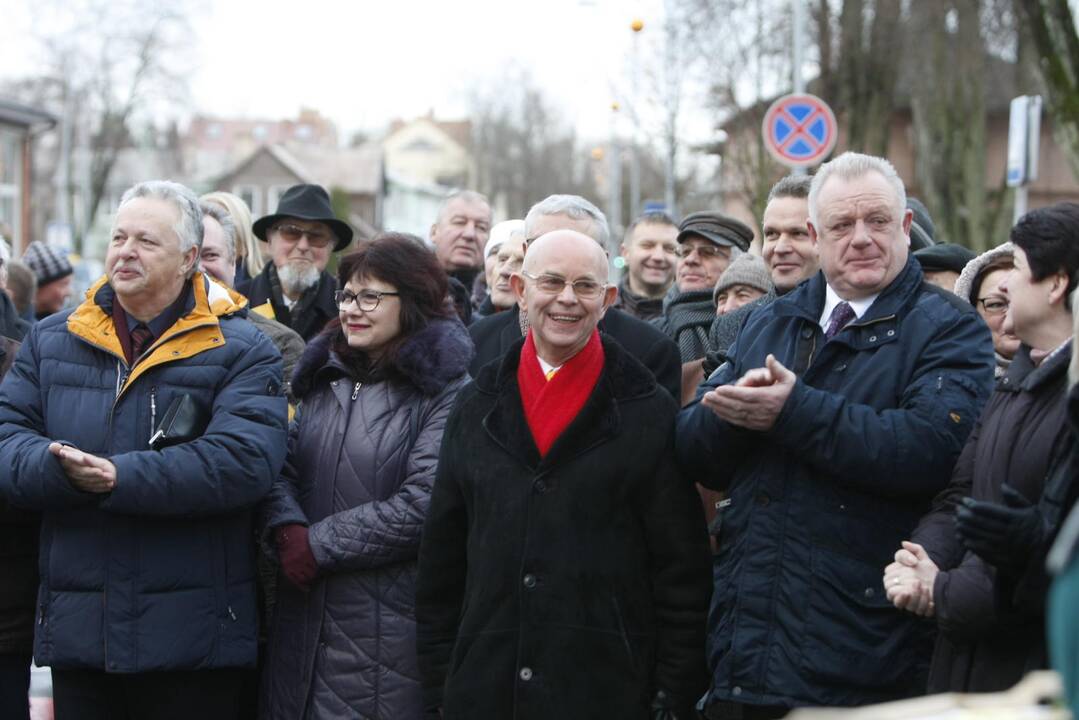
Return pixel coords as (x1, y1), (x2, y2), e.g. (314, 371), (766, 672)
(49, 442), (117, 493)
(884, 541), (939, 617)
(701, 354), (796, 432)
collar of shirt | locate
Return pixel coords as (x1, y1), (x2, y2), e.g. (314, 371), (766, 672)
(818, 284), (880, 331)
(123, 282), (192, 341)
(537, 356), (563, 379)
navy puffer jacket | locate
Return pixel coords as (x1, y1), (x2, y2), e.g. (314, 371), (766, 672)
(676, 258), (995, 708)
(0, 274), (288, 672)
(260, 318), (472, 720)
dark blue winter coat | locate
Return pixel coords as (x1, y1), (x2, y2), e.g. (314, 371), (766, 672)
(0, 274), (288, 673)
(676, 257), (995, 708)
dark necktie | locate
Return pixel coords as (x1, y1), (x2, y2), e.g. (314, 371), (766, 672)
(824, 301), (856, 340)
(130, 323), (154, 360)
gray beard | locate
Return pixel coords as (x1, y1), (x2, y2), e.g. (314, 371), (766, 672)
(278, 262), (320, 297)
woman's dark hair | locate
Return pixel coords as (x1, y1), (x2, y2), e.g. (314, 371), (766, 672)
(325, 232), (451, 374)
(1011, 202), (1079, 297)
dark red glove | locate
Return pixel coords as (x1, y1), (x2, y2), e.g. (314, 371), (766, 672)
(276, 524), (318, 590)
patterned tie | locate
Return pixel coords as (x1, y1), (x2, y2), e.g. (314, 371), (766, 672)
(130, 323), (154, 360)
(824, 301), (856, 340)
(544, 368), (558, 381)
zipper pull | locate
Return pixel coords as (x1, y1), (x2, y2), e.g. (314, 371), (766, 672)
(227, 606), (237, 621)
(351, 382), (361, 400)
(149, 386), (157, 440)
(38, 604), (45, 626)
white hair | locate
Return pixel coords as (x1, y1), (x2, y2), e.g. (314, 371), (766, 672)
(808, 152), (906, 228)
(119, 180), (204, 255)
(524, 194), (610, 249)
(436, 189), (491, 224)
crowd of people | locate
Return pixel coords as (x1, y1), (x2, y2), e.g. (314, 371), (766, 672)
(0, 149), (1076, 720)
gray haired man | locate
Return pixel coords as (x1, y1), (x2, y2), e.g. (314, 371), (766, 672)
(0, 181), (288, 719)
(677, 153), (994, 716)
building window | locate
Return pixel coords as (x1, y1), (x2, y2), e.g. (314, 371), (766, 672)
(206, 123), (223, 139)
(252, 125), (267, 141)
(267, 185), (290, 213)
(233, 184), (261, 218)
(294, 124), (312, 140)
(0, 128), (23, 244)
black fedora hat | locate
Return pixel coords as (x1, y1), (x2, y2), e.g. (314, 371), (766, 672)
(252, 184), (354, 252)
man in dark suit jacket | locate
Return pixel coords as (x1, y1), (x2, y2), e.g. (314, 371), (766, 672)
(468, 194), (682, 401)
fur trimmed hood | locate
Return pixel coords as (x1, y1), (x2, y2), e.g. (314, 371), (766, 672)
(291, 317), (474, 399)
(954, 242), (1014, 305)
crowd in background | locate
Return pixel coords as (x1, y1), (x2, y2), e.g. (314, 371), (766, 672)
(0, 149), (1076, 720)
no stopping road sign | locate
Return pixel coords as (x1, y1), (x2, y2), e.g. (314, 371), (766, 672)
(762, 93), (838, 168)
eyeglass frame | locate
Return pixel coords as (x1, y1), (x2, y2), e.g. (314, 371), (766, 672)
(271, 222), (334, 249)
(976, 297), (1009, 315)
(519, 269), (609, 299)
(675, 241), (732, 260)
(334, 288), (401, 311)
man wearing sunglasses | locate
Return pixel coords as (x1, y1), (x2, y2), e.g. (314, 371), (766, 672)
(241, 184), (354, 341)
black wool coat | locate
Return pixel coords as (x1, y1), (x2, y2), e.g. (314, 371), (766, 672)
(913, 343), (1071, 693)
(467, 305), (683, 402)
(415, 336), (712, 720)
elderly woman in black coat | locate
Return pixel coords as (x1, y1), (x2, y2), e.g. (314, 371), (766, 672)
(260, 233), (473, 719)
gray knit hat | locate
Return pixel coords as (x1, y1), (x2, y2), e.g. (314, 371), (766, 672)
(713, 253), (774, 304)
(22, 241), (73, 286)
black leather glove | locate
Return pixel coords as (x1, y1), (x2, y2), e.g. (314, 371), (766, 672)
(651, 688), (694, 720)
(956, 485), (1048, 573)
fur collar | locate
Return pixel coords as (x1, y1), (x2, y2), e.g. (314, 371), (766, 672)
(291, 317), (474, 399)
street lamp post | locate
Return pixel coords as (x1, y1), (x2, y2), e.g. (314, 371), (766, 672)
(629, 18), (644, 221)
(607, 102), (623, 250)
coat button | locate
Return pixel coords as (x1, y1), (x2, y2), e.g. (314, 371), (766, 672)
(864, 587), (876, 599)
(519, 667), (533, 681)
(534, 479), (547, 493)
(732, 686), (742, 696)
(756, 493), (770, 507)
(523, 574), (537, 589)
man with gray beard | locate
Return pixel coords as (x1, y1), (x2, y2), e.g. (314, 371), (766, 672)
(239, 184), (353, 341)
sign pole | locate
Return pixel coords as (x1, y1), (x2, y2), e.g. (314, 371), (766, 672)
(791, 0), (807, 176)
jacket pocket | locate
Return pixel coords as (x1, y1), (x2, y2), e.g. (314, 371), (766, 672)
(799, 547), (918, 689)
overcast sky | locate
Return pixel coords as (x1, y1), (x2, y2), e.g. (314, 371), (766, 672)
(2, 0), (690, 143)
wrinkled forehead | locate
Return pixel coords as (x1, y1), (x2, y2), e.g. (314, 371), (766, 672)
(439, 198), (491, 225)
(817, 172), (902, 219)
(525, 234), (608, 279)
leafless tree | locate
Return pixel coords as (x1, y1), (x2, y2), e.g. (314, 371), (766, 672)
(4, 0), (193, 253)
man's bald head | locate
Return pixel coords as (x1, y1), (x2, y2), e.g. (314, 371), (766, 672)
(512, 229), (617, 366)
(523, 230), (609, 279)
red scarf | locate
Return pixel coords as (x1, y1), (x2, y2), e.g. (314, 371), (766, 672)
(517, 329), (605, 457)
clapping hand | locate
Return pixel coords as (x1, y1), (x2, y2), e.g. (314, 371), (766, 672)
(700, 354), (796, 431)
(49, 442), (117, 493)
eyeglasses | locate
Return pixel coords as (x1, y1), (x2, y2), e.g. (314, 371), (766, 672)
(676, 243), (730, 260)
(977, 297), (1008, 315)
(520, 270), (607, 299)
(335, 288), (400, 311)
(273, 223), (333, 248)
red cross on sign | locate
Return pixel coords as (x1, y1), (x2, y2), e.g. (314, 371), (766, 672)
(762, 93), (838, 168)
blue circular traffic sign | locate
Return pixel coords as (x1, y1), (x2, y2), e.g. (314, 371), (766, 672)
(762, 93), (838, 168)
